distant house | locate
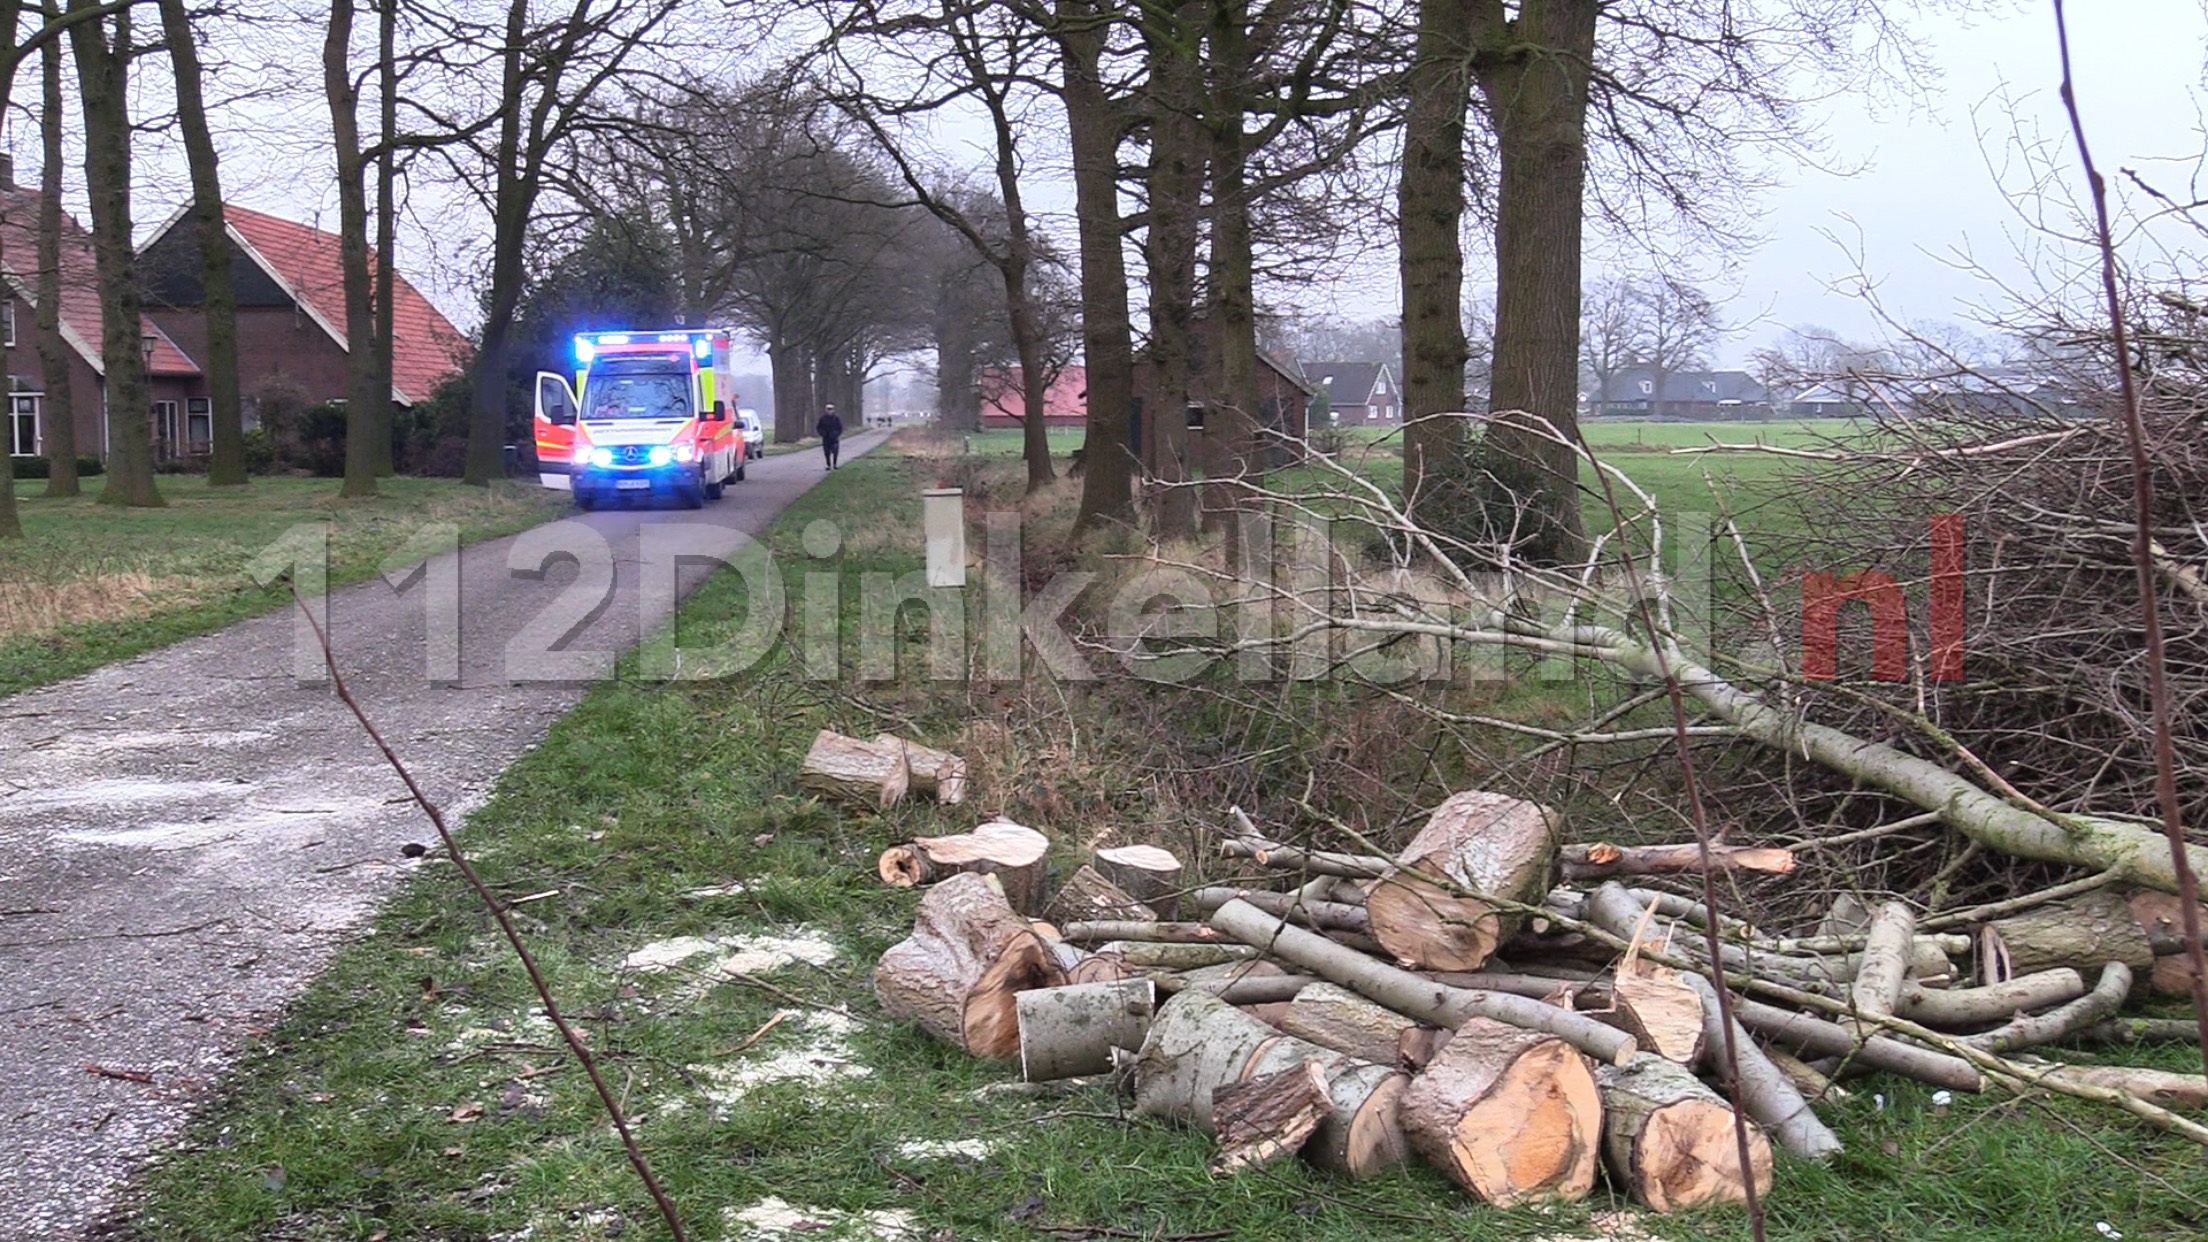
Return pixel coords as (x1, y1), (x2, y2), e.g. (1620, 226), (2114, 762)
(1, 161), (206, 463)
(1305, 361), (1400, 424)
(1131, 333), (1314, 477)
(1787, 382), (1863, 419)
(1593, 367), (1772, 420)
(978, 364), (1088, 427)
(1901, 367), (2091, 421)
(139, 204), (471, 424)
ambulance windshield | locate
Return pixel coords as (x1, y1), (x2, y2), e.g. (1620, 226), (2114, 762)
(581, 354), (694, 420)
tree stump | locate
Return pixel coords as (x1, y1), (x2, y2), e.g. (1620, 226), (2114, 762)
(1017, 979), (1158, 1081)
(800, 729), (909, 809)
(1095, 844), (1185, 919)
(1598, 1054), (1772, 1213)
(1398, 1017), (1602, 1205)
(874, 872), (1065, 1057)
(878, 819), (1050, 914)
(876, 734), (968, 804)
(1364, 791), (1557, 971)
(1045, 864), (1158, 927)
(1977, 890), (2154, 983)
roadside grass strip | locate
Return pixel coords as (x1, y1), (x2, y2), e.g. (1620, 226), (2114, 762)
(116, 446), (2208, 1241)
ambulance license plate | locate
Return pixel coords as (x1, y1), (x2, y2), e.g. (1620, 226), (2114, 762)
(615, 479), (650, 490)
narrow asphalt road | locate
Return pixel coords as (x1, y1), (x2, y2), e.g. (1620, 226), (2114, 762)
(0, 435), (878, 1239)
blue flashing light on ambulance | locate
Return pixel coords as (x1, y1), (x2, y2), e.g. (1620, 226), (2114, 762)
(532, 328), (748, 510)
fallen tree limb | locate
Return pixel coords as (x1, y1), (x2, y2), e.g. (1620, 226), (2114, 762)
(1207, 899), (1636, 1065)
(1063, 921), (1228, 945)
(2079, 1017), (2208, 1046)
(1897, 970), (2088, 1029)
(1851, 902), (1917, 1035)
(1561, 841), (1794, 882)
(1188, 887), (1371, 933)
(1680, 973), (1842, 1160)
(1964, 962), (2133, 1054)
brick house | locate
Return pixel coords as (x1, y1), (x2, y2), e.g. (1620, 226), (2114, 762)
(139, 204), (470, 425)
(1, 169), (206, 463)
(1130, 338), (1313, 477)
(978, 364), (1089, 427)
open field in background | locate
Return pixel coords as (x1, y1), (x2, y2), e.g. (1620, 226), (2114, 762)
(0, 478), (568, 698)
(114, 440), (2208, 1242)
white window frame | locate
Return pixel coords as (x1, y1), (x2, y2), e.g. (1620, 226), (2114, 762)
(153, 399), (180, 462)
(2, 300), (15, 349)
(7, 393), (37, 456)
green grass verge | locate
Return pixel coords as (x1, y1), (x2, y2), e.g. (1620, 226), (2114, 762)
(0, 477), (568, 698)
(115, 443), (2208, 1242)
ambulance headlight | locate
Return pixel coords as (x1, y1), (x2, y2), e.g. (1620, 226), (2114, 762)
(648, 445), (672, 466)
(673, 444), (697, 463)
(586, 447), (613, 468)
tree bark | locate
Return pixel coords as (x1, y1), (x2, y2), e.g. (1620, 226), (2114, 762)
(1977, 890), (2155, 984)
(325, 0), (380, 498)
(1364, 791), (1557, 971)
(1680, 973), (1843, 1160)
(1850, 901), (1916, 1033)
(1597, 1054), (1772, 1212)
(1044, 864), (1157, 927)
(1559, 842), (1795, 882)
(874, 871), (1066, 1057)
(1399, 1017), (1602, 1205)
(1280, 982), (1426, 1067)
(1896, 969), (2087, 1030)
(462, 0), (531, 485)
(370, 0), (398, 477)
(69, 1), (161, 508)
(1962, 962), (2132, 1054)
(35, 7), (79, 498)
(1189, 886), (1370, 934)
(1016, 978), (1156, 1081)
(1466, 0), (1597, 564)
(874, 734), (968, 804)
(803, 730), (912, 809)
(1398, 0), (1472, 516)
(1141, 0), (1204, 539)
(159, 0), (245, 487)
(1207, 898), (1636, 1064)
(1211, 1060), (1331, 1173)
(1060, 0), (1135, 533)
(769, 331), (810, 444)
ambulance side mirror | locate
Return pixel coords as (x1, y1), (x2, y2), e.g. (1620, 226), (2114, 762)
(712, 400), (728, 421)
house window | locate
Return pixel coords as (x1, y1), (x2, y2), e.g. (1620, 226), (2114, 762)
(1367, 404), (1379, 420)
(7, 394), (36, 456)
(186, 397), (212, 453)
(153, 400), (180, 462)
(1186, 403), (1205, 431)
(2, 301), (15, 348)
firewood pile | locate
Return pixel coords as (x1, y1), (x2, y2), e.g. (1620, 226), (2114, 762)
(863, 786), (2208, 1213)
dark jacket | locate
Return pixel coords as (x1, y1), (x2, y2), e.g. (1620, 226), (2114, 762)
(816, 412), (844, 441)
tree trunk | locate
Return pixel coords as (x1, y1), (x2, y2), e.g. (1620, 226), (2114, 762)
(1204, 0), (1262, 526)
(1399, 1017), (1602, 1206)
(769, 331), (810, 443)
(1977, 890), (2155, 984)
(325, 0), (380, 498)
(159, 0), (245, 487)
(1059, 0), (1136, 534)
(876, 872), (1065, 1057)
(461, 0), (529, 485)
(1467, 0), (1597, 564)
(1558, 842), (1795, 882)
(370, 0), (398, 476)
(1093, 845), (1183, 919)
(932, 288), (979, 432)
(1016, 978), (1156, 1081)
(1597, 1054), (1772, 1212)
(1364, 791), (1558, 971)
(1141, 0), (1204, 539)
(1280, 982), (1427, 1067)
(802, 729), (912, 809)
(1398, 0), (1472, 515)
(69, 1), (161, 508)
(876, 818), (1049, 914)
(1607, 961), (1706, 1065)
(36, 10), (79, 498)
(1897, 969), (2087, 1029)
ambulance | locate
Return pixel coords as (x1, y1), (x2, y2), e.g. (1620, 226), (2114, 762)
(532, 328), (748, 509)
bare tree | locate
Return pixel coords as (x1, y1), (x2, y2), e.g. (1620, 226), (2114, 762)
(68, 0), (160, 507)
(35, 0), (79, 499)
(1579, 275), (1636, 410)
(159, 0), (246, 487)
(1057, 0), (1138, 533)
(326, 0), (381, 497)
(1397, 0), (1472, 511)
(1623, 275), (1718, 420)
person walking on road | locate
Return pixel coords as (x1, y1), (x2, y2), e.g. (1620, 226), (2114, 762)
(817, 404), (844, 470)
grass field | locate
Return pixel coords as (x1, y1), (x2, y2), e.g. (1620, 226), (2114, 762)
(112, 439), (2208, 1242)
(0, 477), (567, 698)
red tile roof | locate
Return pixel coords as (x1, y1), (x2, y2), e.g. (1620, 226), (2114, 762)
(0, 186), (201, 377)
(980, 365), (1089, 423)
(219, 205), (470, 404)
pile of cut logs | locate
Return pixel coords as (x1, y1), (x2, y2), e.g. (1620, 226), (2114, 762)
(867, 789), (2208, 1213)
